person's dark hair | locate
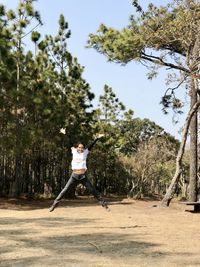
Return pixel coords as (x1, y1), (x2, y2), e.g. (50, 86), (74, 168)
(74, 142), (86, 148)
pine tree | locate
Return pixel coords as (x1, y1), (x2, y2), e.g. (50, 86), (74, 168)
(88, 0), (200, 205)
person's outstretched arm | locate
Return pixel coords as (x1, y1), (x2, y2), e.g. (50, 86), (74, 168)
(87, 134), (104, 151)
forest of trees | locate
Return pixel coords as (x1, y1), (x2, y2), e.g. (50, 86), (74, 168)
(1, 0), (198, 201)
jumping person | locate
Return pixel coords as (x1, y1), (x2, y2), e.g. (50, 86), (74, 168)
(49, 133), (109, 212)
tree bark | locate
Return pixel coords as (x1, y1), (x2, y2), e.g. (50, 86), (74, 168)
(188, 25), (200, 201)
(189, 77), (198, 201)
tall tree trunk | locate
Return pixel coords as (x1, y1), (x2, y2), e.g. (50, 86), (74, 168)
(13, 51), (22, 197)
(161, 97), (200, 207)
(189, 77), (198, 201)
(188, 25), (200, 201)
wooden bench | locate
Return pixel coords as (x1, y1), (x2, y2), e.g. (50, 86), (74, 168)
(180, 201), (200, 212)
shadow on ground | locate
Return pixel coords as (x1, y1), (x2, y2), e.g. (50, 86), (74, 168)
(0, 215), (196, 267)
(0, 197), (135, 211)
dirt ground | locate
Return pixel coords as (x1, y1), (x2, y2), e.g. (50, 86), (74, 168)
(0, 197), (200, 267)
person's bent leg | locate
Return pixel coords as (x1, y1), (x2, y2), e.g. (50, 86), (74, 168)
(49, 175), (76, 212)
(82, 177), (109, 210)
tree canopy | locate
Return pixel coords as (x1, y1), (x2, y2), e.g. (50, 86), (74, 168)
(88, 0), (200, 110)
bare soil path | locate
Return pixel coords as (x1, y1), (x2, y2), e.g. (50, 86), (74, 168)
(0, 197), (199, 267)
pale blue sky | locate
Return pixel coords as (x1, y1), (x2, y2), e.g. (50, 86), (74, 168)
(1, 0), (189, 139)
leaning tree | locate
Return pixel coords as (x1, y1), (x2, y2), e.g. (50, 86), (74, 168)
(87, 0), (200, 205)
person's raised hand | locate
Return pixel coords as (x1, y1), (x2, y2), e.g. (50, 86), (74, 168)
(60, 128), (66, 134)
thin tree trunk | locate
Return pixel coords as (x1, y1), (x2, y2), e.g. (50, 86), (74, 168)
(189, 77), (198, 201)
(13, 52), (22, 197)
(188, 26), (200, 201)
(161, 97), (200, 207)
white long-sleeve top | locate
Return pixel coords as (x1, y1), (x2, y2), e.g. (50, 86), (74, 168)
(71, 147), (89, 170)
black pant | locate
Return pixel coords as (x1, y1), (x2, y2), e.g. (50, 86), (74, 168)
(54, 172), (101, 204)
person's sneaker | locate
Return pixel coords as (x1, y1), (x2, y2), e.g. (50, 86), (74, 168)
(49, 201), (58, 212)
(100, 200), (110, 211)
